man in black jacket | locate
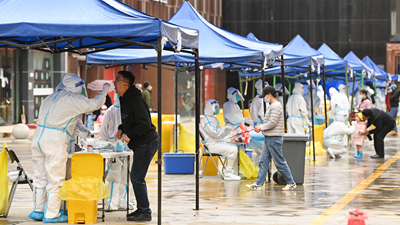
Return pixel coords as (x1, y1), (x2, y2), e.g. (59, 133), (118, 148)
(388, 84), (400, 136)
(114, 71), (158, 221)
(362, 108), (395, 158)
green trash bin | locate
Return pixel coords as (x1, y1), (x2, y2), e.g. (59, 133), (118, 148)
(282, 134), (309, 184)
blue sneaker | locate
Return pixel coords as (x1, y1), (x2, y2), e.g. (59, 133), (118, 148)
(28, 211), (44, 221)
(354, 152), (363, 158)
(43, 214), (68, 223)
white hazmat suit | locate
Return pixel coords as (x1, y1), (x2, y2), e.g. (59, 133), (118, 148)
(322, 111), (355, 158)
(223, 87), (245, 132)
(303, 83), (320, 120)
(101, 93), (134, 210)
(30, 73), (109, 222)
(275, 83), (288, 106)
(250, 79), (264, 125)
(329, 87), (350, 121)
(201, 99), (240, 180)
(287, 83), (309, 134)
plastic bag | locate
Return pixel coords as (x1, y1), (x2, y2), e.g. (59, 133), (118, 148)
(0, 146), (8, 215)
(238, 150), (259, 179)
(59, 177), (110, 201)
(306, 141), (326, 156)
(169, 124), (195, 153)
(7, 171), (32, 182)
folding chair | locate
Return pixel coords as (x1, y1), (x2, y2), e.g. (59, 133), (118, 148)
(199, 130), (226, 180)
(4, 147), (33, 218)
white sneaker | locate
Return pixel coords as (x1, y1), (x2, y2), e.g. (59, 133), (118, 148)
(246, 183), (262, 190)
(327, 148), (335, 159)
(224, 174), (241, 181)
(282, 182), (297, 191)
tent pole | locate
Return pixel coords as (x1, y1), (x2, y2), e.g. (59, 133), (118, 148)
(252, 79), (255, 100)
(156, 37), (162, 225)
(194, 50), (200, 211)
(351, 73), (356, 115)
(322, 66), (328, 128)
(361, 74), (364, 89)
(345, 66), (349, 99)
(262, 61), (266, 115)
(239, 78), (245, 116)
(309, 66), (315, 161)
(281, 55), (287, 133)
(273, 75), (276, 87)
(175, 69), (178, 151)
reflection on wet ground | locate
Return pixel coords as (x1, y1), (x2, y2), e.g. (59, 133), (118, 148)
(1, 136), (400, 224)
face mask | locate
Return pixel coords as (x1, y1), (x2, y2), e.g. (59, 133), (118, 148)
(235, 95), (241, 102)
(264, 96), (270, 104)
(214, 107), (220, 115)
(81, 87), (86, 96)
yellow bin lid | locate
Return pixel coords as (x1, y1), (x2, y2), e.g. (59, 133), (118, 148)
(71, 153), (103, 179)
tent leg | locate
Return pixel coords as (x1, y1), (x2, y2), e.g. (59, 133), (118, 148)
(156, 37), (162, 225)
(309, 66), (315, 162)
(322, 66), (328, 128)
(281, 56), (287, 133)
(195, 50), (200, 211)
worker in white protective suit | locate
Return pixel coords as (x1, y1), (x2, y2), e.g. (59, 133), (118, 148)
(250, 79), (265, 125)
(201, 99), (241, 180)
(322, 111), (355, 158)
(286, 83), (309, 134)
(100, 93), (134, 210)
(329, 87), (350, 121)
(29, 73), (110, 223)
(55, 83), (91, 154)
(303, 82), (320, 120)
(223, 87), (245, 133)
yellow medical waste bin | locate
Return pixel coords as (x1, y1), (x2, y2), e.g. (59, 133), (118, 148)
(313, 124), (325, 145)
(68, 153), (103, 224)
(202, 155), (218, 175)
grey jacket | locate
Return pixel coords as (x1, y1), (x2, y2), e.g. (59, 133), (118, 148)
(260, 101), (284, 136)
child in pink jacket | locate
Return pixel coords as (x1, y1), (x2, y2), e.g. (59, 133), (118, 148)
(351, 113), (370, 158)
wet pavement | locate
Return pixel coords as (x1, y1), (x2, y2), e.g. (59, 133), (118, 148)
(1, 133), (400, 224)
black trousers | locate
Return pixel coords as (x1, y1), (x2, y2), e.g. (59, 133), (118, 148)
(373, 123), (395, 157)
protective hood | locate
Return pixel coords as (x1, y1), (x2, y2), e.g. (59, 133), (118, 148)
(293, 83), (303, 95)
(329, 87), (338, 98)
(204, 99), (219, 116)
(55, 82), (65, 91)
(227, 87), (244, 103)
(338, 84), (346, 94)
(255, 79), (264, 95)
(62, 73), (85, 95)
(113, 92), (120, 107)
(335, 111), (348, 123)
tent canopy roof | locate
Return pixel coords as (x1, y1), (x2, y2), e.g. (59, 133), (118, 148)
(362, 56), (390, 81)
(279, 35), (324, 67)
(87, 1), (284, 65)
(0, 0), (199, 53)
(317, 43), (347, 71)
(344, 51), (374, 76)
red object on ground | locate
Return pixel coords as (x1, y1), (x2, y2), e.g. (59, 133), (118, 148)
(27, 124), (37, 129)
(347, 209), (368, 225)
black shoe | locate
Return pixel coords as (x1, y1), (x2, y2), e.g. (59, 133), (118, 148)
(370, 154), (384, 159)
(127, 212), (152, 221)
(127, 210), (140, 218)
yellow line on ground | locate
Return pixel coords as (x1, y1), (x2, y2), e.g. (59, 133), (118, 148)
(356, 198), (400, 201)
(309, 151), (400, 225)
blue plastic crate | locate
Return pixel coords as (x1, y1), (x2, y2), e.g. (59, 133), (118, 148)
(163, 153), (195, 174)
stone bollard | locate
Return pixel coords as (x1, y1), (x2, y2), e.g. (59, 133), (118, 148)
(12, 123), (30, 143)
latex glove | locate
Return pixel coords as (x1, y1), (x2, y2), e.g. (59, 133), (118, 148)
(101, 83), (111, 94)
(351, 121), (356, 126)
(87, 130), (92, 137)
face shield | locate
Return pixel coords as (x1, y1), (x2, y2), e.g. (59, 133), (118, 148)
(232, 89), (244, 102)
(210, 100), (220, 115)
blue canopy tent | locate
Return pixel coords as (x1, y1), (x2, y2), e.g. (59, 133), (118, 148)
(362, 56), (391, 84)
(86, 1), (285, 209)
(0, 0), (200, 223)
(317, 43), (347, 75)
